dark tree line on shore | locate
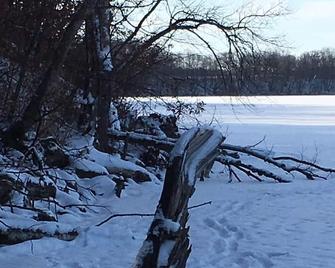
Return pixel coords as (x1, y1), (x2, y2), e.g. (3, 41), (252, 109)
(138, 49), (335, 96)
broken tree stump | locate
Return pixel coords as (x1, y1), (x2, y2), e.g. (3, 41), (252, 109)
(134, 127), (224, 268)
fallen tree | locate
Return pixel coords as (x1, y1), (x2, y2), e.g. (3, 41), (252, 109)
(0, 223), (78, 245)
(109, 129), (335, 183)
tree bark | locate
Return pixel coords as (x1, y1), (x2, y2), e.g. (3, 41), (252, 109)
(134, 127), (224, 267)
(85, 0), (113, 152)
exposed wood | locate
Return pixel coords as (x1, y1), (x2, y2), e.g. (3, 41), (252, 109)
(134, 127), (224, 268)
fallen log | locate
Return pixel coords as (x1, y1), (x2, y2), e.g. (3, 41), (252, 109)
(109, 130), (175, 152)
(109, 129), (335, 182)
(0, 222), (78, 245)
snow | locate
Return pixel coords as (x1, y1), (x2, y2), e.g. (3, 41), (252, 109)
(109, 103), (121, 130)
(138, 95), (335, 126)
(88, 148), (159, 182)
(72, 158), (109, 176)
(183, 128), (224, 186)
(170, 127), (199, 158)
(188, 180), (335, 268)
(1, 96), (335, 267)
(157, 240), (176, 266)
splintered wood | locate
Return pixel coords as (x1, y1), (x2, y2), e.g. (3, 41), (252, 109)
(134, 127), (224, 268)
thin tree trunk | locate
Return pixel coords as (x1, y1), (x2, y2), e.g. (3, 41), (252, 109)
(85, 0), (113, 152)
(2, 0), (97, 150)
(9, 7), (44, 119)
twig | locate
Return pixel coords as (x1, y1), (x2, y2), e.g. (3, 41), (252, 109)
(246, 136), (266, 149)
(96, 213), (154, 227)
(234, 165), (263, 182)
(0, 219), (11, 228)
(229, 165), (242, 182)
(96, 201), (213, 226)
(188, 201), (212, 210)
(273, 156), (335, 173)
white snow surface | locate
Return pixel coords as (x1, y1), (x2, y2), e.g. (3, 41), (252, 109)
(1, 96), (335, 267)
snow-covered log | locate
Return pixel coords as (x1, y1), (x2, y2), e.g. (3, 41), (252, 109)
(87, 148), (158, 182)
(109, 129), (175, 152)
(109, 129), (335, 182)
(134, 127), (224, 268)
(0, 227), (78, 245)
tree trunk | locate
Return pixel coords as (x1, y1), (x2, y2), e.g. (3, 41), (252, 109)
(2, 0), (97, 150)
(84, 0), (113, 152)
(134, 127), (224, 267)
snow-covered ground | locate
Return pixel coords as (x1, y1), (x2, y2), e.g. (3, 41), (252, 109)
(1, 95), (335, 268)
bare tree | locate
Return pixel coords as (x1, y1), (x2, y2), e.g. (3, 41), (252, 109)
(0, 0), (286, 152)
(1, 0), (98, 150)
(96, 0), (286, 151)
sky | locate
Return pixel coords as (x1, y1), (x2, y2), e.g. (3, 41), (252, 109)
(277, 0), (335, 54)
(165, 0), (335, 55)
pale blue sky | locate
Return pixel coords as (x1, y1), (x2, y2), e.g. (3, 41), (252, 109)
(271, 0), (335, 54)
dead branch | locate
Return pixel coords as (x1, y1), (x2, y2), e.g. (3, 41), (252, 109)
(108, 129), (335, 183)
(188, 201), (212, 210)
(96, 213), (155, 227)
(273, 156), (335, 173)
(216, 156), (289, 183)
(96, 201), (212, 227)
(109, 129), (175, 151)
(220, 144), (329, 180)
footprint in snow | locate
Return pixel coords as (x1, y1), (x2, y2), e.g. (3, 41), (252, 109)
(204, 218), (229, 238)
(203, 216), (272, 268)
(204, 216), (243, 255)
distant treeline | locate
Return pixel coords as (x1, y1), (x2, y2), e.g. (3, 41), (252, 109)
(138, 49), (335, 96)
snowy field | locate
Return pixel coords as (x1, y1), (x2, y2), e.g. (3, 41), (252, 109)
(1, 95), (335, 268)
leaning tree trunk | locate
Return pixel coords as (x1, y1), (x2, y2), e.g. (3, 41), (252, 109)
(134, 127), (224, 268)
(2, 0), (97, 150)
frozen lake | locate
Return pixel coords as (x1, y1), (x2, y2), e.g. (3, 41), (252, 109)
(146, 95), (335, 125)
(144, 95), (335, 165)
(188, 95), (335, 126)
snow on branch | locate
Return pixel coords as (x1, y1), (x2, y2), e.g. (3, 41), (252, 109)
(220, 144), (334, 181)
(109, 129), (335, 183)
